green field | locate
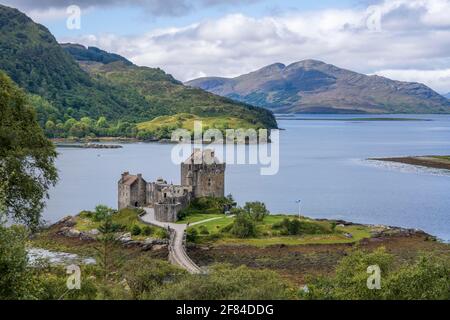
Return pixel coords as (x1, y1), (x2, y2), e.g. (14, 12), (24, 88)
(187, 214), (372, 247)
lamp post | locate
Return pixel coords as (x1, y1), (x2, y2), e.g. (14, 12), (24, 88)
(295, 200), (301, 219)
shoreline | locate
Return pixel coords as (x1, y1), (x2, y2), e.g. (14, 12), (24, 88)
(370, 156), (450, 171)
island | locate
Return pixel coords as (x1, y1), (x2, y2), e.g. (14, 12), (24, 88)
(370, 156), (450, 170)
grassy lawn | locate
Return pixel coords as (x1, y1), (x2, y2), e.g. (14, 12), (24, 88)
(188, 214), (373, 247)
(76, 208), (166, 240)
(176, 213), (225, 225)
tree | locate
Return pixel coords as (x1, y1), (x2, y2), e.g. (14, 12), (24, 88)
(0, 225), (31, 299)
(0, 71), (58, 228)
(229, 208), (257, 238)
(243, 201), (269, 222)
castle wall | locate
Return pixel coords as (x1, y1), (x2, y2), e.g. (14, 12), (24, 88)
(181, 162), (225, 198)
(154, 203), (183, 222)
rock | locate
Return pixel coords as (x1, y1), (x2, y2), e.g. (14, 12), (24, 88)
(123, 241), (141, 248)
(80, 232), (94, 241)
(87, 229), (100, 236)
(60, 216), (77, 227)
(337, 224), (345, 228)
(152, 244), (167, 251)
(66, 228), (81, 238)
(343, 233), (353, 239)
(117, 232), (132, 243)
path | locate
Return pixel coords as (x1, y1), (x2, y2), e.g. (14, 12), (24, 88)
(140, 208), (202, 274)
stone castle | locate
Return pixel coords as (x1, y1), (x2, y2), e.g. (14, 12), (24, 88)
(118, 149), (225, 222)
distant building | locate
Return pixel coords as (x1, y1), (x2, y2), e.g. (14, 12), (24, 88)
(118, 149), (225, 222)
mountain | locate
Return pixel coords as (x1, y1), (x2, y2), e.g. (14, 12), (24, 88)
(0, 5), (276, 138)
(187, 60), (450, 114)
(62, 43), (276, 129)
(445, 93), (450, 99)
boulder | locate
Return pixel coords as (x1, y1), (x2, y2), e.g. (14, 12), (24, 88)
(66, 228), (81, 238)
(87, 229), (100, 236)
(152, 244), (168, 251)
(60, 216), (77, 228)
(117, 232), (132, 243)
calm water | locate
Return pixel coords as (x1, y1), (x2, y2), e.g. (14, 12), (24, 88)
(44, 114), (450, 241)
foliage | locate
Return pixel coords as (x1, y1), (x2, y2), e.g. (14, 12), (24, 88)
(95, 218), (123, 281)
(0, 71), (58, 228)
(302, 248), (450, 300)
(92, 205), (115, 222)
(0, 225), (31, 299)
(147, 264), (294, 300)
(228, 208), (258, 238)
(272, 218), (332, 236)
(243, 201), (269, 222)
(178, 196), (234, 220)
(123, 257), (186, 299)
(131, 225), (142, 236)
(186, 228), (198, 242)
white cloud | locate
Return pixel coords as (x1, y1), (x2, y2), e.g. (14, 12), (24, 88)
(60, 0), (450, 93)
(374, 69), (450, 94)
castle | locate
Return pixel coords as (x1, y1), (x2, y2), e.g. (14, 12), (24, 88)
(118, 149), (225, 222)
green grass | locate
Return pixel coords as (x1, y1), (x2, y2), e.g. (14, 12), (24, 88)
(188, 214), (372, 247)
(137, 113), (260, 134)
(176, 213), (225, 225)
(431, 156), (450, 161)
(76, 208), (166, 240)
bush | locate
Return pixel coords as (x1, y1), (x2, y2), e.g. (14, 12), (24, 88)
(302, 248), (450, 300)
(198, 225), (209, 235)
(93, 205), (114, 222)
(131, 225), (142, 236)
(142, 226), (153, 236)
(273, 218), (331, 236)
(147, 264), (294, 300)
(229, 209), (257, 238)
(186, 228), (198, 242)
(243, 201), (269, 222)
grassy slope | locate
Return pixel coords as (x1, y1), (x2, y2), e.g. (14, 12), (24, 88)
(85, 62), (278, 130)
(137, 113), (261, 134)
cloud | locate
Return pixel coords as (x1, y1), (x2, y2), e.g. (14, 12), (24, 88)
(374, 69), (450, 94)
(56, 0), (450, 93)
(3, 0), (260, 18)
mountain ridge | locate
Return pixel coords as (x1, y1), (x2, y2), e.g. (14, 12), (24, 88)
(187, 60), (450, 114)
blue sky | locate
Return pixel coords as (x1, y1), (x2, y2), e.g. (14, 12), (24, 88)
(3, 0), (450, 93)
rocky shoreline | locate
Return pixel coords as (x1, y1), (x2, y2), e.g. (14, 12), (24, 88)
(52, 216), (169, 252)
(370, 156), (450, 171)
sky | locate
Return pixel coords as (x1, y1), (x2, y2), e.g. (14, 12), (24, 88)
(3, 0), (450, 94)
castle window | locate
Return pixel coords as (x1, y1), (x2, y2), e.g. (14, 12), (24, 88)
(208, 178), (212, 187)
(164, 193), (167, 198)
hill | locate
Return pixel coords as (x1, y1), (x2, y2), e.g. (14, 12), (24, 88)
(0, 5), (276, 139)
(187, 60), (450, 114)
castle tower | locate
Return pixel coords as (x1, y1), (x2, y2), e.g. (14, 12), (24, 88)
(181, 149), (225, 198)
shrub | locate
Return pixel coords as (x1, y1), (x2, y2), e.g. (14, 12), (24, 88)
(142, 226), (153, 236)
(243, 201), (269, 222)
(229, 210), (257, 238)
(186, 228), (198, 242)
(131, 225), (142, 236)
(147, 264), (294, 300)
(93, 205), (114, 222)
(198, 225), (209, 235)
